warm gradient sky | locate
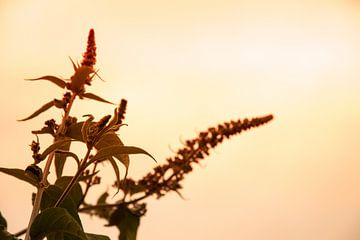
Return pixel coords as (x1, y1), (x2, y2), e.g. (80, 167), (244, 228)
(1, 0), (360, 239)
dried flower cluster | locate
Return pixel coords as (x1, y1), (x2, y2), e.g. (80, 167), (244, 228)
(118, 114), (274, 200)
(81, 28), (97, 73)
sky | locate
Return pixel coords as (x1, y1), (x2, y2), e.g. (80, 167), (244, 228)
(1, 0), (360, 239)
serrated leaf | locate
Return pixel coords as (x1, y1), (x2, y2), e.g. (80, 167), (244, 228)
(82, 92), (113, 104)
(0, 167), (38, 187)
(87, 145), (155, 167)
(40, 139), (75, 161)
(25, 75), (66, 89)
(30, 207), (87, 240)
(41, 185), (82, 225)
(86, 233), (111, 240)
(55, 139), (72, 178)
(107, 205), (140, 240)
(18, 100), (55, 121)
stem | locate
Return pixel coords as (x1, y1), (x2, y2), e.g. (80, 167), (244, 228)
(24, 93), (77, 240)
(54, 147), (91, 207)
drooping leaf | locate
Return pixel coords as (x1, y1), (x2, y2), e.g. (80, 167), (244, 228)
(0, 167), (38, 187)
(40, 139), (75, 161)
(30, 207), (87, 240)
(82, 92), (113, 104)
(87, 145), (155, 167)
(18, 100), (55, 121)
(95, 133), (129, 170)
(25, 75), (66, 89)
(108, 156), (122, 195)
(86, 233), (111, 240)
(107, 205), (140, 240)
(54, 139), (72, 178)
(41, 185), (82, 225)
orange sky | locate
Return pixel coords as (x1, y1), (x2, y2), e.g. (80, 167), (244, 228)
(1, 1), (360, 239)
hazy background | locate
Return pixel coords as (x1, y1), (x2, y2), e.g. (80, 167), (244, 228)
(1, 0), (360, 239)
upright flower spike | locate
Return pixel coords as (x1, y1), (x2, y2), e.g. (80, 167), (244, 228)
(81, 29), (97, 76)
(69, 29), (97, 94)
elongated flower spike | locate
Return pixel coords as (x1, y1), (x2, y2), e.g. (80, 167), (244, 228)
(81, 28), (97, 85)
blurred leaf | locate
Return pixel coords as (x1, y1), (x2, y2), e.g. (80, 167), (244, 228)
(69, 57), (79, 71)
(107, 205), (140, 240)
(25, 75), (66, 89)
(40, 139), (75, 161)
(41, 185), (82, 225)
(0, 167), (38, 187)
(0, 211), (7, 228)
(86, 233), (111, 240)
(54, 139), (72, 178)
(0, 230), (19, 240)
(88, 145), (155, 166)
(82, 92), (113, 104)
(30, 207), (87, 240)
(18, 100), (55, 121)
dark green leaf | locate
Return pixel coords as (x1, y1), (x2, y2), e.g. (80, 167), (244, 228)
(82, 92), (113, 104)
(54, 139), (72, 178)
(88, 145), (155, 167)
(25, 75), (66, 89)
(0, 167), (38, 187)
(40, 139), (75, 161)
(0, 212), (7, 228)
(54, 177), (83, 207)
(107, 205), (140, 240)
(30, 207), (87, 240)
(0, 230), (19, 240)
(41, 185), (82, 225)
(86, 233), (111, 240)
(18, 100), (55, 121)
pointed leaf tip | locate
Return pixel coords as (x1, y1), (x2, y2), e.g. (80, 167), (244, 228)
(25, 75), (67, 89)
(18, 101), (55, 121)
(82, 92), (114, 104)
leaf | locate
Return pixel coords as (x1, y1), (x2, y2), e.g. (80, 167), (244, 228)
(40, 139), (75, 161)
(30, 207), (87, 240)
(18, 100), (55, 121)
(32, 126), (54, 135)
(0, 167), (38, 187)
(0, 212), (7, 228)
(82, 92), (113, 104)
(88, 145), (156, 167)
(69, 57), (79, 71)
(54, 139), (72, 178)
(0, 230), (19, 240)
(66, 122), (84, 141)
(107, 205), (140, 240)
(95, 133), (129, 170)
(55, 177), (83, 207)
(25, 75), (66, 89)
(108, 156), (122, 195)
(41, 185), (82, 225)
(86, 233), (111, 240)
(81, 115), (94, 143)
